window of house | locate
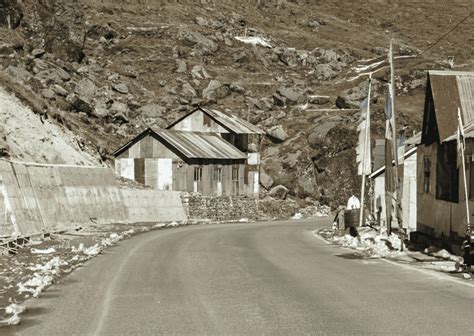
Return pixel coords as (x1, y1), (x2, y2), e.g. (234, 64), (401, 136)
(436, 142), (459, 203)
(194, 166), (202, 182)
(424, 157), (431, 193)
(213, 167), (222, 182)
(232, 166), (239, 181)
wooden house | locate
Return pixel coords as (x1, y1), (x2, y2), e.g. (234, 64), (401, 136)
(417, 70), (474, 239)
(112, 128), (259, 196)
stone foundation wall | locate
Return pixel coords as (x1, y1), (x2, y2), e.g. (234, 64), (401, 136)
(182, 193), (259, 222)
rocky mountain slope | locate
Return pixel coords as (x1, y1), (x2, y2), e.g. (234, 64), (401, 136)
(0, 0), (472, 206)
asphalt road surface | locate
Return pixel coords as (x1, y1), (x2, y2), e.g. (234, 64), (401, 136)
(4, 218), (474, 335)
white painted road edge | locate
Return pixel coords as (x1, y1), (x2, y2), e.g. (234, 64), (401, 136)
(312, 230), (474, 289)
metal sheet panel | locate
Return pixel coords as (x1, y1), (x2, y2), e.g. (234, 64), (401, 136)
(457, 75), (474, 123)
(156, 130), (247, 160)
(203, 108), (265, 135)
(428, 71), (474, 142)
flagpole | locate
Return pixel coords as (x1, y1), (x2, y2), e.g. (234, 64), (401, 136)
(359, 74), (372, 227)
(389, 39), (403, 247)
(458, 108), (470, 233)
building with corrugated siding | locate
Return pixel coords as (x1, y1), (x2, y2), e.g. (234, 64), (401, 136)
(417, 70), (474, 240)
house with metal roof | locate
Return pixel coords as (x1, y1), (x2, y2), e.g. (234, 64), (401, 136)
(417, 70), (474, 240)
(165, 106), (265, 196)
(112, 128), (258, 196)
(167, 106), (264, 153)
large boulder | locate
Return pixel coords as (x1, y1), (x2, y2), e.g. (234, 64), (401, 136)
(176, 59), (187, 73)
(112, 83), (129, 94)
(266, 125), (288, 142)
(178, 27), (218, 56)
(191, 65), (211, 80)
(75, 78), (97, 101)
(137, 104), (167, 118)
(276, 86), (305, 104)
(336, 80), (374, 109)
(268, 185), (289, 200)
(180, 81), (197, 98)
(202, 80), (229, 102)
(260, 172), (274, 190)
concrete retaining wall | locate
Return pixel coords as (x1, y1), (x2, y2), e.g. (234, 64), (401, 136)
(122, 189), (186, 223)
(0, 160), (187, 241)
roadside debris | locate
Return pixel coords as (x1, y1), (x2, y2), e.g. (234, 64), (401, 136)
(317, 226), (471, 279)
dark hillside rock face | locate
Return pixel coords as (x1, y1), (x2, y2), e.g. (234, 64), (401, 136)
(0, 0), (464, 207)
(0, 0), (23, 29)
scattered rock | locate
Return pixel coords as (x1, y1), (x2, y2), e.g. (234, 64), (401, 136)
(178, 27), (218, 56)
(272, 93), (286, 107)
(5, 65), (32, 82)
(112, 83), (129, 94)
(230, 82), (245, 94)
(268, 185), (289, 200)
(233, 51), (248, 64)
(336, 81), (370, 109)
(176, 59), (187, 73)
(137, 104), (167, 118)
(75, 78), (97, 100)
(313, 64), (337, 80)
(266, 125), (288, 142)
(202, 80), (229, 102)
(307, 20), (321, 29)
(308, 95), (330, 105)
(32, 59), (49, 73)
(277, 86), (303, 104)
(71, 97), (94, 115)
(0, 42), (16, 55)
(51, 84), (68, 97)
(32, 49), (46, 58)
(109, 101), (129, 116)
(260, 172), (274, 190)
(41, 88), (55, 99)
(191, 65), (211, 80)
(180, 81), (197, 98)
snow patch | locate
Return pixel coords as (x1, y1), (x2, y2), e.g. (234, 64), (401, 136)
(31, 247), (56, 254)
(234, 36), (272, 48)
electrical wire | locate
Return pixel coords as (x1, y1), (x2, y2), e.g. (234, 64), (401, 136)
(421, 11), (473, 54)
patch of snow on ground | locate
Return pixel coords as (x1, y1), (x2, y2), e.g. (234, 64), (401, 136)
(234, 36), (272, 48)
(331, 230), (406, 258)
(18, 257), (68, 298)
(31, 247), (56, 254)
(292, 213), (302, 220)
(0, 303), (25, 325)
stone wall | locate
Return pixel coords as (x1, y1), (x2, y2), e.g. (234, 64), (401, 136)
(182, 193), (259, 222)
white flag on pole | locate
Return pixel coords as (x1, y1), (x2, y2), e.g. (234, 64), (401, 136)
(457, 108), (465, 168)
(356, 97), (371, 175)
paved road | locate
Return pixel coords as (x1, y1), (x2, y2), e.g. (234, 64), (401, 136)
(4, 218), (474, 335)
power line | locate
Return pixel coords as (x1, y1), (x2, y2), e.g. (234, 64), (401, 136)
(421, 11), (473, 54)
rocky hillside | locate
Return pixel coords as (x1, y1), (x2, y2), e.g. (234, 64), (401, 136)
(0, 0), (472, 206)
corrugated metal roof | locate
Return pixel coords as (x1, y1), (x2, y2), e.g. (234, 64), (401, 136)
(201, 108), (265, 134)
(155, 130), (247, 160)
(428, 70), (474, 142)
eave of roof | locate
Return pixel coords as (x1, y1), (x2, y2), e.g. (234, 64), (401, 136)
(428, 71), (474, 142)
(167, 106), (265, 135)
(112, 128), (247, 160)
(369, 146), (418, 179)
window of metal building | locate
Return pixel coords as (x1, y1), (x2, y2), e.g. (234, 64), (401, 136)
(436, 142), (458, 203)
(194, 166), (202, 182)
(232, 166), (239, 181)
(424, 157), (431, 193)
(213, 167), (222, 182)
